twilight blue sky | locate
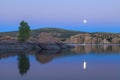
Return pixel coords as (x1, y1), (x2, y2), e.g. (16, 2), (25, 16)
(0, 0), (120, 32)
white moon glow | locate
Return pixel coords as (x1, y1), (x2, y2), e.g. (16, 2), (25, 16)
(83, 61), (87, 70)
(83, 20), (87, 23)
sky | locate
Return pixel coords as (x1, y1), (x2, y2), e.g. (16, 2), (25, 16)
(0, 0), (120, 32)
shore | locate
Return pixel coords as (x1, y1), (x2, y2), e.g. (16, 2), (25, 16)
(0, 41), (75, 51)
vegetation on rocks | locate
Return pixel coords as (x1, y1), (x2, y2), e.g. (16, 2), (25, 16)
(18, 21), (30, 42)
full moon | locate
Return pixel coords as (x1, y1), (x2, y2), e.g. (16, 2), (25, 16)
(83, 19), (87, 23)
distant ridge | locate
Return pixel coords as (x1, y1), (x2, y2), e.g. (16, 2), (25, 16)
(0, 28), (86, 41)
(0, 28), (119, 41)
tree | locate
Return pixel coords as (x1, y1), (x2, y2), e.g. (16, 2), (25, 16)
(18, 21), (30, 42)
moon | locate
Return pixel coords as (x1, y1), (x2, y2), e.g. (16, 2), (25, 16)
(83, 19), (87, 24)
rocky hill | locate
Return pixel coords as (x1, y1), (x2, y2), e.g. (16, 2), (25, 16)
(66, 33), (120, 44)
(0, 28), (84, 41)
(0, 28), (120, 44)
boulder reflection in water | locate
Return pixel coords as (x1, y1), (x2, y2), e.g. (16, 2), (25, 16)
(36, 50), (61, 64)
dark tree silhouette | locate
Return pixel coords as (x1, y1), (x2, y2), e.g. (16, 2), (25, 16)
(18, 54), (30, 76)
(18, 21), (30, 42)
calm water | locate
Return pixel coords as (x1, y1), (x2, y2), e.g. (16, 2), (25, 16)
(0, 44), (120, 80)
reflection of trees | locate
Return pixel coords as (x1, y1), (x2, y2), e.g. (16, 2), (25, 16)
(18, 54), (30, 76)
(0, 50), (35, 59)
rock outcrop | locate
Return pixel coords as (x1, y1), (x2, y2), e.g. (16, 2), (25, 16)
(37, 32), (61, 50)
(37, 32), (74, 50)
(67, 33), (120, 44)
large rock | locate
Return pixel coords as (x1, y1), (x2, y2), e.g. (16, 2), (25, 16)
(37, 32), (61, 50)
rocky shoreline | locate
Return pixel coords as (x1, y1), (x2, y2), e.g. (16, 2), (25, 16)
(0, 41), (74, 51)
(0, 32), (75, 51)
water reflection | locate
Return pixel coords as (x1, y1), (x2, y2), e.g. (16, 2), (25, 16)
(83, 61), (87, 70)
(36, 50), (61, 64)
(0, 45), (120, 76)
(18, 54), (30, 76)
(72, 44), (120, 54)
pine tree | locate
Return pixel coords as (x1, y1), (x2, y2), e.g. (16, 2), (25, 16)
(18, 21), (30, 42)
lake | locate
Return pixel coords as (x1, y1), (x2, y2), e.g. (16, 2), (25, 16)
(0, 44), (120, 80)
